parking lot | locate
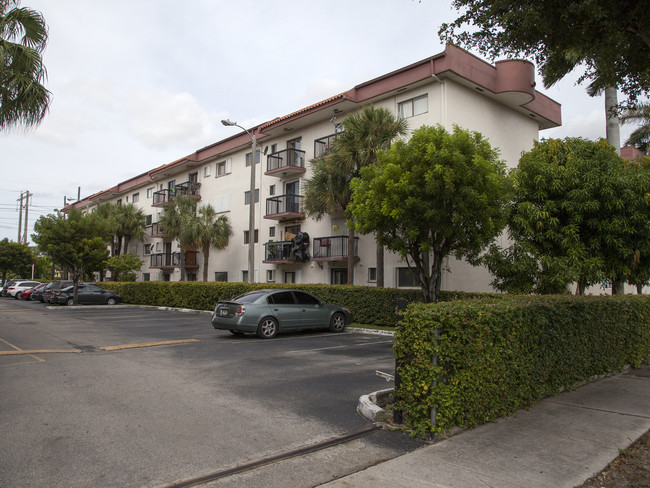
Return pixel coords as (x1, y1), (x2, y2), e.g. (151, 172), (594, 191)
(0, 299), (421, 487)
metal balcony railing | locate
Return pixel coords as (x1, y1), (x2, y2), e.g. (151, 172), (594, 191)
(263, 241), (293, 263)
(266, 148), (306, 174)
(312, 236), (359, 261)
(265, 194), (304, 219)
(149, 251), (199, 268)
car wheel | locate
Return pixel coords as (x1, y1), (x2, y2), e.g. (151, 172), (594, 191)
(329, 312), (346, 333)
(106, 297), (117, 305)
(66, 297), (75, 306)
(257, 317), (278, 339)
(14, 293), (19, 299)
(229, 330), (245, 336)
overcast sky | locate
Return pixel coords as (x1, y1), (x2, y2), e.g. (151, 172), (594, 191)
(0, 0), (641, 243)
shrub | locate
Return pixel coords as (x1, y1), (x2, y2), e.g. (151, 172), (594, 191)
(394, 295), (650, 438)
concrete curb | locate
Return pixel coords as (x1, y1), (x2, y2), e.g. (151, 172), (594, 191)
(357, 388), (394, 422)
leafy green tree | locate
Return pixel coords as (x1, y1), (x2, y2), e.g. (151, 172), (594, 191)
(303, 106), (407, 285)
(620, 103), (650, 154)
(348, 124), (511, 302)
(439, 0), (650, 103)
(159, 196), (232, 281)
(113, 203), (146, 255)
(105, 253), (143, 282)
(0, 238), (33, 283)
(0, 0), (50, 131)
(502, 138), (650, 295)
(32, 209), (111, 304)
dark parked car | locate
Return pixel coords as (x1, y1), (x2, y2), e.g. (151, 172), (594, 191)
(54, 283), (122, 306)
(20, 283), (48, 300)
(42, 281), (73, 303)
(29, 283), (49, 302)
(212, 289), (351, 339)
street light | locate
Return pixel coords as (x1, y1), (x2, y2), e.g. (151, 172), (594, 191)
(222, 119), (257, 283)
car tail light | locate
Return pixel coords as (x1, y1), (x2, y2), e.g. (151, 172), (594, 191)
(236, 306), (245, 317)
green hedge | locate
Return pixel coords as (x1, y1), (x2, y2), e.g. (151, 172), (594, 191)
(394, 295), (650, 438)
(101, 281), (479, 326)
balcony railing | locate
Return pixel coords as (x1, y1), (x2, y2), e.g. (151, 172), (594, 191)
(263, 241), (294, 263)
(266, 148), (306, 176)
(152, 189), (174, 206)
(312, 236), (359, 262)
(314, 133), (338, 158)
(149, 222), (166, 238)
(175, 180), (201, 198)
(265, 194), (304, 221)
(149, 251), (199, 269)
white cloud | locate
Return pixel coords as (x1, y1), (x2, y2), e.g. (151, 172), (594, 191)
(122, 90), (216, 149)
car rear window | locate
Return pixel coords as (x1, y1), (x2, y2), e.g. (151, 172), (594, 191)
(234, 292), (267, 304)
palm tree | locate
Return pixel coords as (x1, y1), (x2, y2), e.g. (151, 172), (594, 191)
(184, 204), (232, 282)
(159, 196), (232, 281)
(113, 203), (146, 255)
(303, 106), (407, 285)
(0, 0), (51, 131)
(620, 103), (650, 154)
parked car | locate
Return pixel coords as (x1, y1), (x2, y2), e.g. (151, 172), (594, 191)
(20, 283), (47, 300)
(1, 279), (24, 297)
(42, 281), (73, 303)
(29, 283), (49, 302)
(211, 289), (351, 339)
(54, 283), (122, 306)
(7, 280), (41, 298)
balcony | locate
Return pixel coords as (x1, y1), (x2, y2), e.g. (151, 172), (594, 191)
(312, 236), (360, 263)
(149, 251), (199, 269)
(175, 180), (201, 200)
(148, 222), (167, 238)
(263, 241), (294, 264)
(265, 194), (305, 221)
(152, 182), (201, 207)
(266, 148), (306, 177)
(314, 133), (338, 158)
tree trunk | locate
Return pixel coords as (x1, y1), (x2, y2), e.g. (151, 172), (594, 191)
(637, 283), (644, 294)
(605, 87), (620, 154)
(347, 226), (355, 285)
(202, 246), (210, 282)
(376, 240), (384, 288)
(123, 235), (130, 255)
(612, 279), (625, 295)
(575, 279), (587, 295)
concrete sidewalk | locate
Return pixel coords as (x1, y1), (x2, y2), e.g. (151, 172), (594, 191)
(318, 367), (650, 488)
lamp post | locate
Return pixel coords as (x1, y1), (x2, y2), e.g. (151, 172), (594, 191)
(222, 119), (256, 283)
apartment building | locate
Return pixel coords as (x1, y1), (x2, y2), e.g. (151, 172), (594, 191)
(70, 45), (561, 291)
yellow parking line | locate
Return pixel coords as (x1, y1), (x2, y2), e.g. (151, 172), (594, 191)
(99, 339), (199, 351)
(0, 337), (45, 362)
(0, 349), (81, 356)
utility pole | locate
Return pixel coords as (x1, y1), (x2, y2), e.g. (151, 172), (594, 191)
(17, 192), (24, 243)
(23, 192), (32, 244)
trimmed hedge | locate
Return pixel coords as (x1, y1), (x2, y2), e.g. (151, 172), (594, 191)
(394, 295), (650, 438)
(99, 280), (500, 326)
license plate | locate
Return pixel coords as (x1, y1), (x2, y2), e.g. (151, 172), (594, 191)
(219, 309), (228, 316)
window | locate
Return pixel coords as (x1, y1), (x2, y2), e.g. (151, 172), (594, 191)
(187, 273), (197, 282)
(245, 151), (261, 167)
(145, 214), (152, 226)
(116, 199), (122, 206)
(143, 244), (153, 255)
(368, 267), (377, 282)
(147, 187), (154, 198)
(132, 192), (139, 203)
(203, 165), (211, 177)
(214, 194), (231, 213)
(287, 137), (302, 150)
(266, 269), (275, 282)
(142, 273), (150, 282)
(244, 189), (260, 205)
(216, 159), (232, 177)
(284, 271), (296, 284)
(285, 224), (301, 236)
(397, 267), (418, 287)
(269, 291), (294, 304)
(331, 268), (347, 285)
(295, 291), (319, 305)
(242, 270), (248, 282)
(189, 172), (198, 183)
(269, 226), (275, 238)
(163, 273), (171, 282)
(168, 180), (176, 191)
(215, 271), (228, 282)
(270, 143), (277, 153)
(244, 229), (259, 244)
(269, 184), (276, 196)
(398, 94), (428, 118)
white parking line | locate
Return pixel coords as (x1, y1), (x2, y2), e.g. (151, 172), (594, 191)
(286, 339), (394, 354)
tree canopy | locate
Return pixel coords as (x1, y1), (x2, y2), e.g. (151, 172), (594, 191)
(32, 208), (111, 303)
(348, 124), (511, 302)
(439, 0), (650, 103)
(0, 237), (33, 283)
(485, 138), (650, 294)
(0, 0), (51, 130)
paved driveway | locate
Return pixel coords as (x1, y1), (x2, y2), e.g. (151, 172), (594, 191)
(0, 300), (421, 487)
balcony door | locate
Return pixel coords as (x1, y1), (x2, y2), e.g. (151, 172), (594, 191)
(285, 181), (299, 213)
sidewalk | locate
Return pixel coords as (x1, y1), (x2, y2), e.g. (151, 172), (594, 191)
(318, 366), (650, 488)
